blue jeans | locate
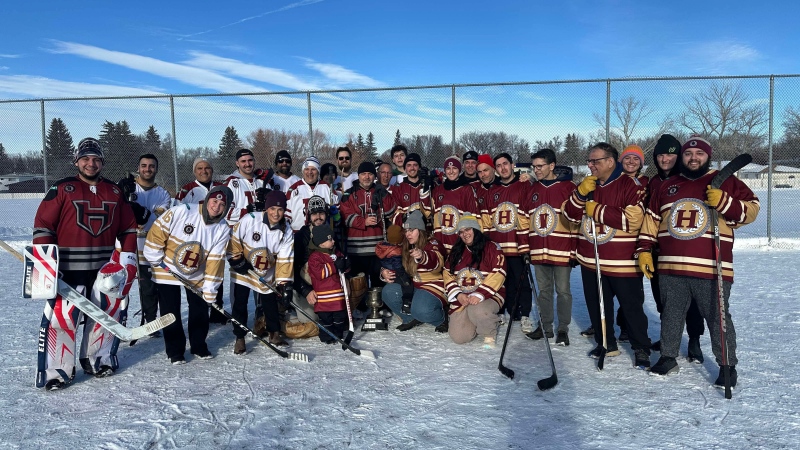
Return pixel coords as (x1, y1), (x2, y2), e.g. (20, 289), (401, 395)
(382, 283), (445, 326)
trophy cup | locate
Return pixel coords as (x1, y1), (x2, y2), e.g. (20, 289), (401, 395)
(362, 287), (388, 331)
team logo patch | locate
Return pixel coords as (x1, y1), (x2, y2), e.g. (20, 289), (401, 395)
(173, 241), (204, 276)
(72, 200), (117, 237)
(130, 193), (138, 202)
(438, 195), (444, 202)
(112, 187), (120, 195)
(580, 216), (615, 245)
(183, 224), (195, 235)
(252, 232), (261, 242)
(456, 267), (484, 293)
(531, 193), (539, 203)
(492, 201), (518, 233)
(403, 193), (410, 202)
(232, 180), (239, 189)
(667, 184), (680, 196)
(667, 198), (709, 241)
(493, 193), (500, 202)
(64, 184), (75, 193)
(248, 248), (274, 275)
(438, 205), (460, 235)
(531, 204), (557, 237)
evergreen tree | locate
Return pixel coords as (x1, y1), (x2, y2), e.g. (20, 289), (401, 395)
(45, 118), (75, 180)
(218, 126), (242, 175)
(0, 143), (10, 175)
(394, 129), (402, 146)
(98, 120), (141, 182)
(365, 132), (378, 162)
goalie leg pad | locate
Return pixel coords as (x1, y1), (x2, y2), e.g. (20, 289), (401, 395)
(79, 288), (125, 373)
(36, 293), (81, 388)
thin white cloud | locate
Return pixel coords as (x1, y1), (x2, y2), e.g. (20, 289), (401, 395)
(183, 52), (318, 91)
(416, 104), (451, 117)
(0, 54), (20, 59)
(180, 0), (325, 39)
(0, 75), (165, 99)
(483, 107), (506, 116)
(303, 59), (383, 88)
(0, 66), (8, 71)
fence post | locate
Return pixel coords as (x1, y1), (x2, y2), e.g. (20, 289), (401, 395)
(605, 80), (611, 142)
(170, 95), (179, 194)
(452, 85), (456, 155)
(307, 92), (313, 155)
(767, 76), (774, 246)
(40, 100), (48, 191)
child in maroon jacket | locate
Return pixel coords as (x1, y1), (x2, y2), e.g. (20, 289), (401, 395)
(307, 224), (349, 343)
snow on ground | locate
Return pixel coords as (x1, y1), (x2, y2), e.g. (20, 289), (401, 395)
(0, 200), (798, 449)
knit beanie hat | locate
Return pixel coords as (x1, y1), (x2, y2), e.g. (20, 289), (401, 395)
(444, 155), (462, 171)
(264, 190), (287, 210)
(74, 138), (105, 164)
(357, 161), (376, 175)
(192, 156), (211, 172)
(302, 156), (321, 171)
(387, 225), (404, 245)
(619, 144), (644, 165)
(402, 210), (426, 232)
(456, 214), (481, 232)
(274, 150), (292, 164)
(404, 153), (422, 168)
(477, 154), (494, 169)
(311, 223), (334, 246)
(653, 134), (681, 157)
(681, 136), (713, 159)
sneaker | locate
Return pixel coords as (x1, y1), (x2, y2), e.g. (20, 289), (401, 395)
(192, 350), (214, 360)
(380, 308), (394, 318)
(268, 331), (289, 347)
(634, 348), (651, 369)
(170, 355), (187, 365)
(253, 315), (268, 338)
(555, 331), (570, 346)
(650, 356), (679, 376)
(714, 365), (738, 389)
(651, 340), (661, 352)
(520, 316), (534, 334)
(45, 379), (66, 391)
(434, 316), (449, 333)
(687, 336), (704, 363)
(580, 326), (595, 337)
(396, 319), (422, 332)
(618, 329), (629, 342)
(525, 326), (554, 340)
(94, 365), (114, 378)
(588, 344), (620, 358)
(482, 336), (496, 349)
(234, 338), (246, 355)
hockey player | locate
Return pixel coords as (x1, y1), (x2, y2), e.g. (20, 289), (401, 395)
(389, 144), (408, 186)
(224, 148), (273, 226)
(144, 185), (233, 364)
(227, 189), (294, 353)
(286, 156), (337, 233)
(117, 154), (172, 332)
(32, 137), (138, 390)
(639, 136), (759, 387)
(457, 150), (481, 186)
(271, 150), (301, 194)
(430, 156), (479, 255)
(391, 152), (431, 226)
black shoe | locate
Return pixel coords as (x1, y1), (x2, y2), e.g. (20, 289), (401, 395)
(687, 336), (704, 363)
(45, 379), (66, 391)
(94, 365), (114, 378)
(555, 331), (570, 346)
(588, 344), (620, 358)
(650, 356), (679, 375)
(634, 349), (651, 369)
(618, 329), (629, 342)
(714, 365), (738, 389)
(651, 340), (661, 352)
(434, 318), (449, 333)
(580, 326), (595, 337)
(525, 326), (554, 341)
(170, 355), (187, 365)
(396, 319), (422, 331)
(192, 350), (214, 360)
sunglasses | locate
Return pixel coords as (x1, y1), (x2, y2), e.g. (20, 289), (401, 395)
(277, 158), (291, 163)
(338, 156), (351, 161)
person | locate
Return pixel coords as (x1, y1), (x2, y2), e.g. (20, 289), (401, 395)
(639, 134), (705, 357)
(307, 224), (350, 343)
(224, 148), (273, 225)
(227, 190), (294, 353)
(526, 148), (578, 346)
(639, 136), (759, 387)
(175, 157), (228, 325)
(286, 156), (337, 233)
(321, 163), (338, 188)
(479, 153), (532, 335)
(334, 146), (358, 194)
(340, 162), (396, 288)
(457, 150), (481, 185)
(117, 154), (172, 333)
(443, 215), (506, 348)
(389, 144), (408, 186)
(33, 137), (139, 390)
(379, 211), (447, 332)
(271, 150), (301, 194)
(377, 162), (393, 190)
(391, 152), (431, 226)
(431, 156), (479, 255)
(562, 142), (652, 368)
(144, 185), (233, 364)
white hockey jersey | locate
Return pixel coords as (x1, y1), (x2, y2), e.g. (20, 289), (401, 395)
(132, 182), (172, 263)
(224, 171), (267, 226)
(144, 204), (231, 303)
(271, 174), (301, 194)
(227, 212), (294, 294)
(175, 179), (222, 205)
(285, 180), (338, 232)
(333, 172), (358, 196)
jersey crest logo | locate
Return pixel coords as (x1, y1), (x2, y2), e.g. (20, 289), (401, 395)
(173, 241), (204, 276)
(531, 204), (557, 237)
(403, 193), (410, 202)
(72, 200), (117, 237)
(183, 224), (195, 235)
(580, 216), (616, 245)
(232, 180), (239, 189)
(438, 205), (460, 235)
(667, 185), (680, 196)
(493, 193), (500, 202)
(64, 184), (75, 193)
(438, 194), (444, 202)
(667, 198), (709, 240)
(531, 193), (539, 203)
(252, 232), (262, 242)
(248, 247), (274, 275)
(492, 201), (518, 233)
(456, 267), (484, 293)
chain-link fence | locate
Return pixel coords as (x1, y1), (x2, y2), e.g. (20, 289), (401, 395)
(1, 75), (799, 246)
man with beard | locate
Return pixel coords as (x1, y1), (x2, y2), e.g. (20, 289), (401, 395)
(479, 153), (532, 334)
(117, 154), (172, 333)
(286, 156), (337, 233)
(270, 150), (300, 194)
(334, 146), (358, 194)
(457, 151), (481, 186)
(391, 152), (431, 226)
(224, 149), (273, 226)
(563, 142), (651, 368)
(639, 136), (759, 387)
(431, 156), (479, 255)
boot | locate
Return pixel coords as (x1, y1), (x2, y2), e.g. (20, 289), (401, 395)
(234, 338), (246, 355)
(580, 326), (595, 337)
(650, 356), (679, 376)
(434, 315), (449, 333)
(687, 336), (704, 363)
(396, 319), (422, 331)
(268, 331), (289, 347)
(714, 365), (738, 389)
(253, 315), (268, 338)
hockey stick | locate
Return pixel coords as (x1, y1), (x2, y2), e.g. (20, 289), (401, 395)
(498, 269), (528, 379)
(589, 213), (608, 370)
(709, 153), (751, 399)
(0, 240), (175, 341)
(525, 264), (558, 390)
(159, 263), (309, 362)
(340, 271), (356, 346)
(249, 270), (375, 360)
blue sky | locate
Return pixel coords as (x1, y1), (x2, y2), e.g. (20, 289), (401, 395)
(1, 0), (799, 153)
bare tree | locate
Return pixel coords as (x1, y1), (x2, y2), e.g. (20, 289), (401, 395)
(594, 96), (656, 146)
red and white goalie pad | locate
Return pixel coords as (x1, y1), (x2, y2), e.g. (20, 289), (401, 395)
(23, 245), (59, 299)
(96, 250), (137, 299)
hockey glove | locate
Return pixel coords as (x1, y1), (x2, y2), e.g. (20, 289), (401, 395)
(279, 285), (293, 308)
(585, 200), (598, 218)
(95, 250), (138, 298)
(254, 168), (274, 183)
(705, 185), (726, 210)
(117, 175), (137, 201)
(334, 255), (350, 273)
(129, 201), (152, 225)
(638, 252), (655, 279)
(228, 257), (254, 275)
(577, 176), (597, 197)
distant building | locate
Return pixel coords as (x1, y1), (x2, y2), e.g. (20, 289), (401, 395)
(0, 173), (42, 192)
(6, 178), (46, 193)
(738, 163), (800, 189)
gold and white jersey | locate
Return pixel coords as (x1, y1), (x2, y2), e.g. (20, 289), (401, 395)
(227, 212), (294, 294)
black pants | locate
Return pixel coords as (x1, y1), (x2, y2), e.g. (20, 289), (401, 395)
(501, 256), (532, 319)
(138, 264), (160, 323)
(317, 310), (348, 343)
(349, 253), (383, 289)
(651, 260), (705, 338)
(580, 267), (651, 351)
(157, 284), (210, 358)
(231, 283), (280, 338)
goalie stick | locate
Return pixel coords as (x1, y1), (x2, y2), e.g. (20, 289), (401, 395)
(709, 152), (752, 400)
(159, 263), (309, 362)
(0, 240), (175, 342)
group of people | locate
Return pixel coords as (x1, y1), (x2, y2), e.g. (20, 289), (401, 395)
(31, 135), (758, 392)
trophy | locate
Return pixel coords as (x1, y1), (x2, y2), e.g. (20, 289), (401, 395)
(362, 287), (388, 331)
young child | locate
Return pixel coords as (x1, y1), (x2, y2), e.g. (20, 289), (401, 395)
(307, 224), (349, 344)
(375, 225), (414, 313)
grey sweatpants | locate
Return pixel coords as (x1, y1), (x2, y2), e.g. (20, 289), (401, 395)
(534, 264), (573, 333)
(659, 274), (737, 366)
(448, 300), (501, 344)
